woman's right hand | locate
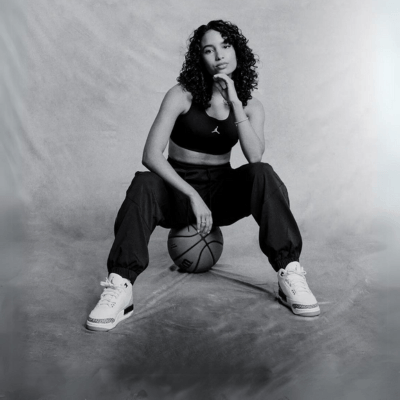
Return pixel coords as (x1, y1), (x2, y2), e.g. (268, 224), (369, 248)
(189, 193), (213, 235)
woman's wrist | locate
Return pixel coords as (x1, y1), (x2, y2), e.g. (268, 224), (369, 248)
(235, 117), (249, 127)
(187, 189), (200, 200)
(228, 98), (242, 108)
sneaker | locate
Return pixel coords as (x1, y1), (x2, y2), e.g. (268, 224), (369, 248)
(277, 262), (320, 317)
(86, 273), (134, 331)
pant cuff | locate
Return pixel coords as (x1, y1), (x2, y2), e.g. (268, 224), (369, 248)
(272, 257), (300, 272)
(108, 267), (138, 285)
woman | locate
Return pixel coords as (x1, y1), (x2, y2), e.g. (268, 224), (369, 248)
(86, 20), (320, 332)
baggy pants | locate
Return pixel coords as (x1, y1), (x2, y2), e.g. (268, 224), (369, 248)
(107, 158), (302, 284)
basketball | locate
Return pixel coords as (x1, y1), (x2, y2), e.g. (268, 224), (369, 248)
(167, 225), (224, 273)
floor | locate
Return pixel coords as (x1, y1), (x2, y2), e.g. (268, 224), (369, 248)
(2, 217), (399, 400)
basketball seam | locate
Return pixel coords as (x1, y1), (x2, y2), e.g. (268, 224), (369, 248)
(193, 244), (209, 273)
(196, 229), (218, 272)
(171, 237), (204, 262)
(192, 223), (207, 272)
(194, 240), (223, 272)
(204, 240), (223, 246)
(203, 241), (215, 266)
(208, 245), (215, 265)
(169, 233), (199, 239)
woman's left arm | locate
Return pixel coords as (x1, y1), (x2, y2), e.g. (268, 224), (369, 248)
(214, 74), (265, 163)
(231, 98), (265, 163)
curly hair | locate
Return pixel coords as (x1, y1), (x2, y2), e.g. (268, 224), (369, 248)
(177, 20), (258, 108)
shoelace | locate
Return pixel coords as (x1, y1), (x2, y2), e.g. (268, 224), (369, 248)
(98, 277), (124, 307)
(285, 268), (311, 293)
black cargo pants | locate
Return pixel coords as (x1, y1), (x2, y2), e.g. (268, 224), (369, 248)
(107, 158), (302, 284)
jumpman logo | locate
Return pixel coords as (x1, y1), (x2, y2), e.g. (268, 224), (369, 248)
(212, 126), (220, 134)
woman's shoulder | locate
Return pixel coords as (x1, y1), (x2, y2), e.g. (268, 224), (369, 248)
(163, 84), (193, 114)
(244, 94), (265, 117)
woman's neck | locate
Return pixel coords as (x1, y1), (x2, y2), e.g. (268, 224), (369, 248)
(211, 89), (228, 106)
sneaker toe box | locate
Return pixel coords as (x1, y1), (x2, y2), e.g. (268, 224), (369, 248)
(88, 305), (116, 320)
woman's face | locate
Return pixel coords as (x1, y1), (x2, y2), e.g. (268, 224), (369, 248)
(200, 29), (237, 78)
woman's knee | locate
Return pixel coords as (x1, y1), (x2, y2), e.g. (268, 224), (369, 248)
(126, 171), (165, 199)
(246, 162), (286, 188)
(247, 162), (274, 178)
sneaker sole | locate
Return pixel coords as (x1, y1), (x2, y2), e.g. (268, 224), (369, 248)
(86, 304), (134, 332)
(278, 289), (320, 317)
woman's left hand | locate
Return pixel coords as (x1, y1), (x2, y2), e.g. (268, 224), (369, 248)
(213, 74), (240, 104)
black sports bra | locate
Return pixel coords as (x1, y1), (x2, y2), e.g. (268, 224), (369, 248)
(170, 102), (239, 155)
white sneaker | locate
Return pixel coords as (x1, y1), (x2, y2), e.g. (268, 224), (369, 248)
(277, 262), (320, 317)
(86, 273), (134, 331)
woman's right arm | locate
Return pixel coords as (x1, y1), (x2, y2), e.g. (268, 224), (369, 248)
(142, 85), (213, 234)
